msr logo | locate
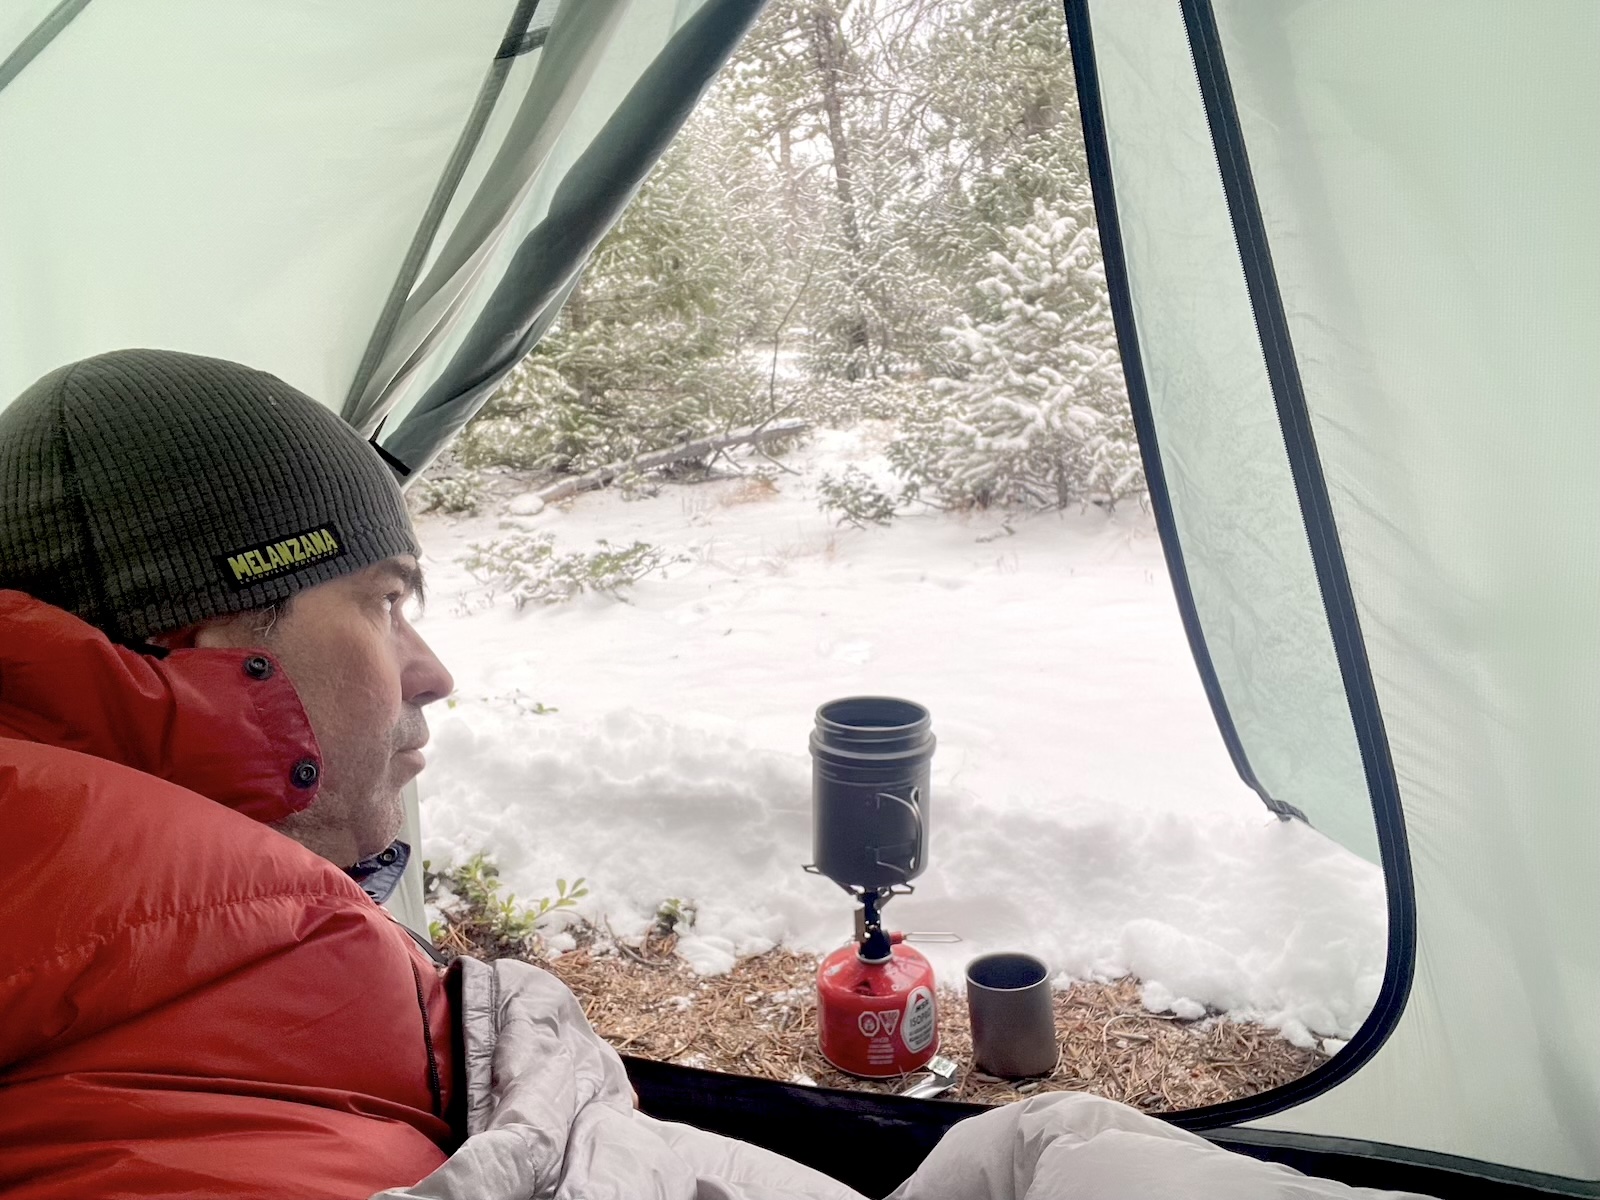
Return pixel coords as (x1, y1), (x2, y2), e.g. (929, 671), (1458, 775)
(217, 524), (345, 589)
(901, 986), (936, 1053)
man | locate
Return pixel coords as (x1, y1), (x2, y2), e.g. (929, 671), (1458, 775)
(0, 349), (857, 1200)
(0, 351), (1432, 1200)
(0, 349), (462, 1196)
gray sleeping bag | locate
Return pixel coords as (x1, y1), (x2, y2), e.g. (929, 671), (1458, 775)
(372, 958), (1435, 1200)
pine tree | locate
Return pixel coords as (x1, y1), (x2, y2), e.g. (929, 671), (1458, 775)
(911, 0), (1090, 313)
(456, 78), (783, 475)
(439, 0), (1138, 503)
(891, 193), (1142, 509)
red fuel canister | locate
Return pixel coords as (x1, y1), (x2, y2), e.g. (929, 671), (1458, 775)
(817, 932), (939, 1077)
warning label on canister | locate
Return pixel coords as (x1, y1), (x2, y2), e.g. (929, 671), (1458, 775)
(902, 986), (936, 1053)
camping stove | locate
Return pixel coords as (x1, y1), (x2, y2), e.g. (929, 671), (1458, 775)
(816, 887), (939, 1077)
(805, 697), (941, 1077)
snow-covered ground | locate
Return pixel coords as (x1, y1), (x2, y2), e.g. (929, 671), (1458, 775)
(412, 425), (1385, 1049)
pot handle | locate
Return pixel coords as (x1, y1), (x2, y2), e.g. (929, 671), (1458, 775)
(873, 788), (923, 877)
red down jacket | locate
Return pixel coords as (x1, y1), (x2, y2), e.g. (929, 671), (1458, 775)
(0, 591), (455, 1198)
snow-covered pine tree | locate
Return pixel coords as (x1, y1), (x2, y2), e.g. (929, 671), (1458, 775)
(454, 79), (781, 478)
(891, 193), (1143, 510)
(915, 0), (1088, 289)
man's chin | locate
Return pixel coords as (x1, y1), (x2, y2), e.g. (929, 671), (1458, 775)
(357, 788), (409, 861)
(394, 749), (427, 780)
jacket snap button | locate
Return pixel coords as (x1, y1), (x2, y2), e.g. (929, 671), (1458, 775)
(291, 759), (319, 789)
(378, 848), (397, 865)
(243, 655), (273, 680)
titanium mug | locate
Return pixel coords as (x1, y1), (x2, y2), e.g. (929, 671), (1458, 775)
(965, 951), (1058, 1078)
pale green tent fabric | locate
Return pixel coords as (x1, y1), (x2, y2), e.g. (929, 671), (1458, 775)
(0, 0), (764, 474)
(1078, 0), (1599, 1184)
(5, 0), (1599, 1192)
(0, 0), (507, 411)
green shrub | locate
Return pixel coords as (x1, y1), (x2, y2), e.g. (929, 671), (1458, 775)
(817, 466), (900, 527)
(425, 853), (588, 956)
(411, 472), (483, 516)
(462, 532), (686, 607)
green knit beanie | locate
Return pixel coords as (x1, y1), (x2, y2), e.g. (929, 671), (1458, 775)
(0, 348), (420, 641)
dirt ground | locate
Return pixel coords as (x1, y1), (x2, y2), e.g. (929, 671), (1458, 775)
(435, 920), (1326, 1111)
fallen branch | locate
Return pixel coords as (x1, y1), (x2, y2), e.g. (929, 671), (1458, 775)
(535, 419), (810, 505)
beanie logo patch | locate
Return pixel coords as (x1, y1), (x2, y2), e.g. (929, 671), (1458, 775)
(217, 525), (345, 589)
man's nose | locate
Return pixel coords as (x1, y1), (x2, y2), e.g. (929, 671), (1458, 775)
(402, 627), (455, 706)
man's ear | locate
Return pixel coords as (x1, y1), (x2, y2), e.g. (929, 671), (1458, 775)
(149, 610), (272, 652)
(146, 625), (203, 651)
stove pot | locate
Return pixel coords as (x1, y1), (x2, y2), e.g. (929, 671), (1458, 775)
(809, 696), (935, 890)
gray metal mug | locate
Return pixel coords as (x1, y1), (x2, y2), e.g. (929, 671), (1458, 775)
(965, 952), (1058, 1078)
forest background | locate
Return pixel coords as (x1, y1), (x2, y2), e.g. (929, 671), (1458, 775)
(408, 0), (1386, 1080)
(421, 0), (1145, 520)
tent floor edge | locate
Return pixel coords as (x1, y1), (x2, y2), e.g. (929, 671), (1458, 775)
(1207, 1130), (1600, 1200)
(625, 1058), (1598, 1200)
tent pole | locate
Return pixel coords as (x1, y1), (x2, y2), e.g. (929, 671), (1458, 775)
(0, 0), (93, 97)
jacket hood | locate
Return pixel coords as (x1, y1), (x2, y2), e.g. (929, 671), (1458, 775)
(0, 589), (320, 823)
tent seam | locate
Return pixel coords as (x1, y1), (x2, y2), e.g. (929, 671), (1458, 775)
(1059, 0), (1292, 825)
(0, 0), (93, 98)
(340, 0), (545, 437)
(1163, 0), (1418, 1131)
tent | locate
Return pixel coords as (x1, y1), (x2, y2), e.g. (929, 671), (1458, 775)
(1, 1), (1594, 1197)
(0, 0), (765, 467)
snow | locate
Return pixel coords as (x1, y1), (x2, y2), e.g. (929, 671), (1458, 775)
(543, 930), (578, 957)
(411, 427), (1386, 1045)
(506, 492), (546, 517)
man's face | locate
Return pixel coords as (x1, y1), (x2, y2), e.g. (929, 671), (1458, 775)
(195, 556), (454, 865)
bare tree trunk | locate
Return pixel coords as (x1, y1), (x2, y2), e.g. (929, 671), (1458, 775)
(778, 124), (801, 258)
(807, 3), (872, 377)
(810, 6), (863, 259)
